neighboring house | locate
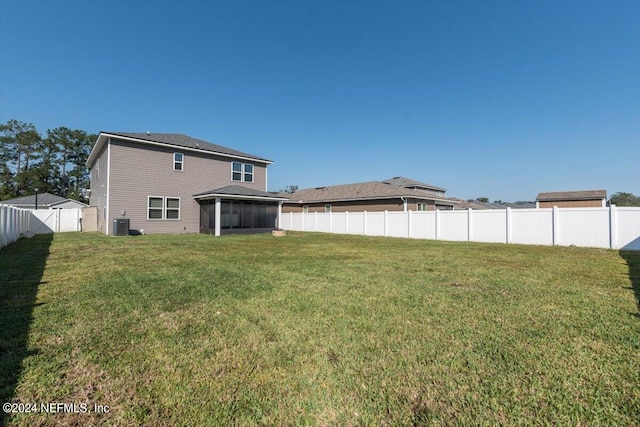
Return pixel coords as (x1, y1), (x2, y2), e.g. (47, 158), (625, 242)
(0, 193), (88, 210)
(536, 190), (607, 208)
(281, 177), (457, 213)
(382, 177), (446, 197)
(86, 132), (288, 235)
(448, 198), (536, 210)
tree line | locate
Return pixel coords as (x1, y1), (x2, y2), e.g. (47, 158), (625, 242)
(0, 119), (95, 202)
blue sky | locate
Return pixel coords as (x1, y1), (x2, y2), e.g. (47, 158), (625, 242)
(1, 0), (638, 201)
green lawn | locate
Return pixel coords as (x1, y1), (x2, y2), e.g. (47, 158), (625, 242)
(1, 232), (639, 426)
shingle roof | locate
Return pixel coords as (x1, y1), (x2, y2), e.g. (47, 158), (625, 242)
(383, 177), (446, 192)
(194, 185), (289, 200)
(536, 190), (607, 201)
(283, 181), (455, 204)
(447, 198), (536, 210)
(1, 192), (67, 206)
(104, 132), (271, 163)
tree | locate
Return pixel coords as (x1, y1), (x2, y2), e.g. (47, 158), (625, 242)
(45, 127), (95, 200)
(0, 119), (95, 201)
(0, 119), (42, 197)
(280, 185), (298, 194)
(476, 197), (489, 203)
(609, 192), (640, 207)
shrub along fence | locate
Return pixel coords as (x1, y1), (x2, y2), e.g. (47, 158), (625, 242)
(280, 206), (640, 250)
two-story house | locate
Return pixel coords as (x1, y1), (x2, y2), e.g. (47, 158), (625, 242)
(86, 132), (288, 236)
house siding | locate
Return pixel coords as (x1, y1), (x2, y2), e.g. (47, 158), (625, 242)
(538, 200), (604, 208)
(282, 198), (445, 213)
(105, 138), (267, 234)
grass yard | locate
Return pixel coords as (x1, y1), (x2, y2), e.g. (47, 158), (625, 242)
(1, 231), (639, 425)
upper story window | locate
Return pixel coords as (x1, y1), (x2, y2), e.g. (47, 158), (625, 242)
(232, 161), (254, 182)
(174, 153), (184, 171)
(417, 203), (428, 211)
(325, 204), (332, 213)
(244, 164), (253, 183)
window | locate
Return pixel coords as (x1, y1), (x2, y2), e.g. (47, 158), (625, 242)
(244, 164), (253, 182)
(231, 161), (255, 182)
(148, 196), (180, 220)
(232, 162), (242, 181)
(148, 197), (164, 219)
(166, 197), (180, 220)
(174, 153), (184, 171)
(417, 203), (427, 211)
(325, 204), (332, 213)
(302, 205), (309, 213)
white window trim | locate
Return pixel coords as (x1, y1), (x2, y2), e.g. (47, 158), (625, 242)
(302, 205), (309, 213)
(148, 196), (165, 220)
(165, 197), (181, 220)
(231, 161), (243, 182)
(231, 161), (255, 182)
(173, 152), (184, 171)
(417, 203), (427, 211)
(244, 163), (254, 183)
(325, 204), (332, 213)
(147, 196), (181, 220)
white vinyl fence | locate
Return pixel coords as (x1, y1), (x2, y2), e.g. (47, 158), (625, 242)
(281, 206), (640, 250)
(29, 208), (83, 234)
(0, 205), (32, 250)
(0, 205), (83, 250)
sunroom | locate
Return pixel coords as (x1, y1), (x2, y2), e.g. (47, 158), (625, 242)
(194, 185), (289, 236)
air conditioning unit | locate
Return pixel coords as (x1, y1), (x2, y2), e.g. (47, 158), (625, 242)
(113, 219), (130, 236)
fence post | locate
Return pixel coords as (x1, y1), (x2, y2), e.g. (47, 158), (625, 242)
(290, 212), (293, 230)
(345, 211), (349, 234)
(0, 205), (5, 249)
(363, 211), (367, 235)
(384, 210), (388, 237)
(552, 206), (559, 245)
(329, 211), (333, 233)
(11, 207), (15, 244)
(407, 210), (412, 238)
(506, 207), (512, 244)
(435, 209), (439, 241)
(609, 204), (617, 249)
(3, 206), (8, 248)
(467, 208), (473, 242)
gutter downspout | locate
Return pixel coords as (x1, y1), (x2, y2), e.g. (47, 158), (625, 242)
(106, 138), (111, 235)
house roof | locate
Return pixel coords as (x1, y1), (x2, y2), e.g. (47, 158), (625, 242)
(282, 181), (456, 205)
(87, 132), (272, 168)
(536, 190), (607, 202)
(383, 177), (446, 192)
(193, 185), (289, 202)
(1, 192), (67, 207)
(447, 198), (536, 210)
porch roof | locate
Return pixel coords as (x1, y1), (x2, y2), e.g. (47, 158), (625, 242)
(193, 185), (289, 202)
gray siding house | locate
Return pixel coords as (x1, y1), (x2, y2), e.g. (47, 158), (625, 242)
(86, 132), (287, 235)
